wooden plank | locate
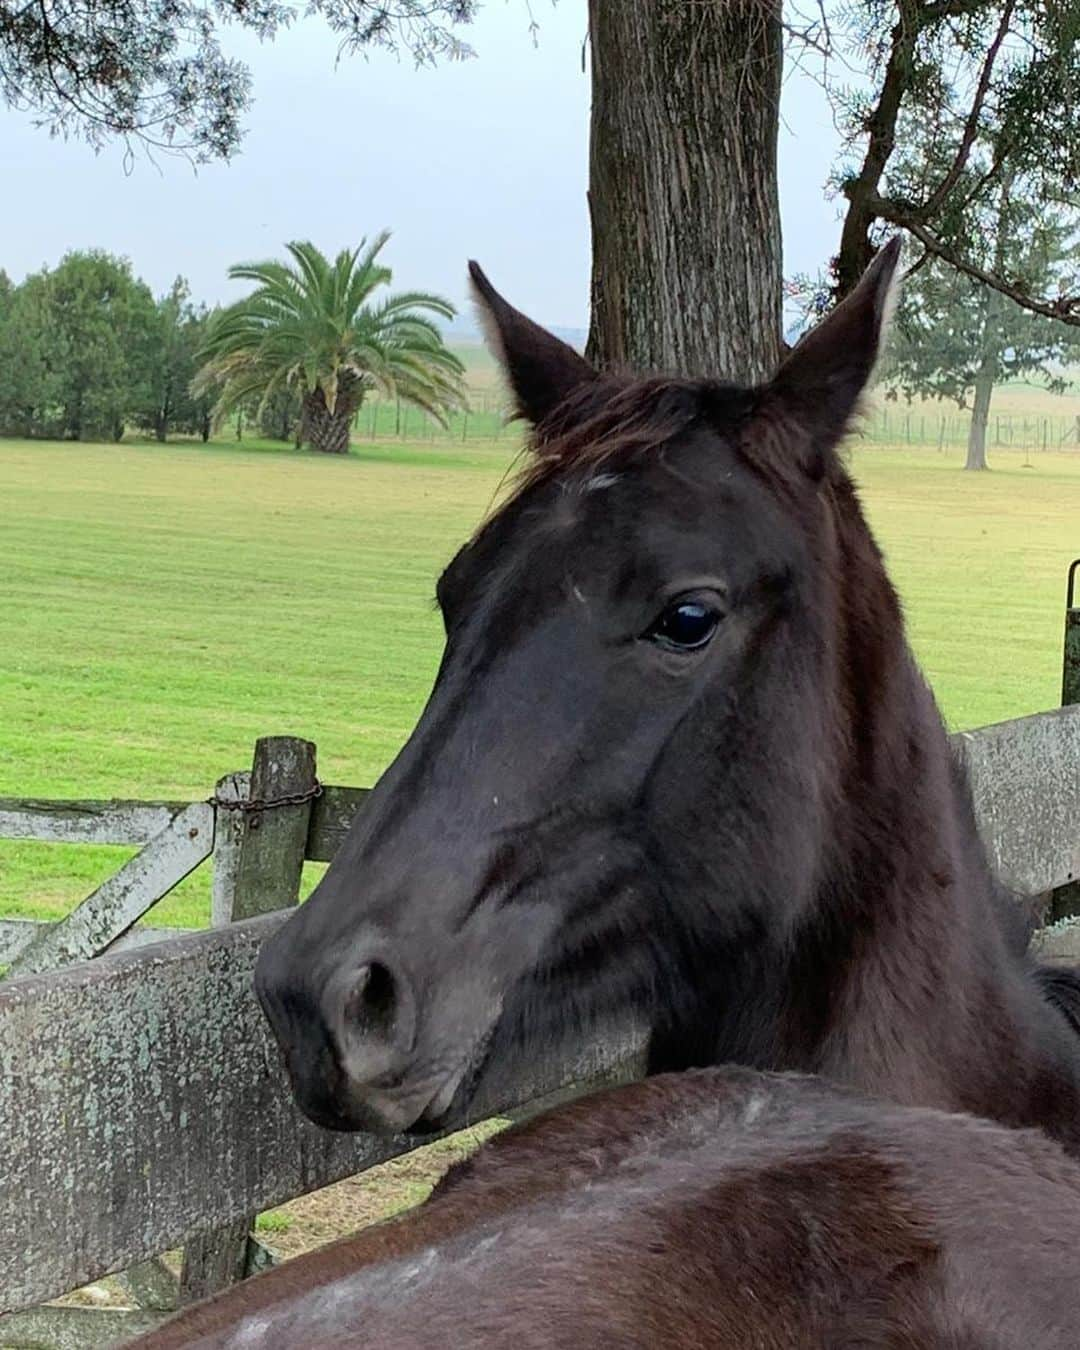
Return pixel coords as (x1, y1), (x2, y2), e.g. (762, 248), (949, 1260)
(209, 772), (249, 928)
(5, 804), (214, 978)
(1033, 917), (1080, 966)
(0, 919), (187, 966)
(180, 1219), (250, 1304)
(117, 1259), (179, 1313)
(305, 784), (369, 862)
(956, 705), (1080, 896)
(0, 1306), (164, 1348)
(0, 798), (191, 846)
(244, 1238), (279, 1277)
(0, 916), (647, 1313)
(2, 712), (1072, 888)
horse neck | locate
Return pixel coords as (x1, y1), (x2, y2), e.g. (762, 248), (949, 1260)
(796, 494), (1033, 1102)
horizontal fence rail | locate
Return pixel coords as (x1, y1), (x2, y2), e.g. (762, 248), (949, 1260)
(0, 798), (194, 846)
(306, 786), (370, 863)
(0, 918), (185, 967)
(958, 705), (1080, 896)
(0, 705), (1078, 1321)
(0, 916), (647, 1314)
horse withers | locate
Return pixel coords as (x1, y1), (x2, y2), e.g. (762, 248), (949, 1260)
(127, 1067), (1080, 1348)
(255, 238), (1080, 1148)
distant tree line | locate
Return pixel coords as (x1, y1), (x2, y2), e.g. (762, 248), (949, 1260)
(0, 251), (215, 443)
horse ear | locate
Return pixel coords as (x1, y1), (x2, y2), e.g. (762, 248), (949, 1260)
(468, 261), (598, 425)
(764, 236), (903, 462)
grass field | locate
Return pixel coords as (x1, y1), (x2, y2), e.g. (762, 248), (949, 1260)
(1, 419), (1079, 929)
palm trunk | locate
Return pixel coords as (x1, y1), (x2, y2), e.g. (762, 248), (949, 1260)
(585, 0), (784, 381)
(302, 376), (362, 455)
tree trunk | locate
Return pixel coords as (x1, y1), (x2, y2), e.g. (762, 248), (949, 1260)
(302, 387), (352, 454)
(964, 175), (1010, 472)
(585, 0), (784, 382)
(965, 356), (994, 470)
(302, 375), (362, 454)
(68, 391), (83, 442)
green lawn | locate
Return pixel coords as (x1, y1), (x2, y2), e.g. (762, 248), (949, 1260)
(1, 432), (1077, 928)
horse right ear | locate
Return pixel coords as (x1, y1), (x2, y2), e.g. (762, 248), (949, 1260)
(468, 261), (598, 426)
(758, 236), (903, 472)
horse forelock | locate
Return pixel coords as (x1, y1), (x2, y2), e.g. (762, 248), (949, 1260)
(484, 377), (767, 515)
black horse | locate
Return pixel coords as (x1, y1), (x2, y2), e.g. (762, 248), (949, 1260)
(256, 239), (1080, 1145)
(130, 1068), (1080, 1348)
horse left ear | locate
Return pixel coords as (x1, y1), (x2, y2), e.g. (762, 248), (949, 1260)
(468, 261), (598, 426)
(763, 236), (903, 464)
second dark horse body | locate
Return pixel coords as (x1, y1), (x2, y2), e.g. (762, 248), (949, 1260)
(256, 239), (1080, 1151)
(130, 1068), (1080, 1348)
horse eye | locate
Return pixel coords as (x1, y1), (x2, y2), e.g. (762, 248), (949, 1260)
(644, 599), (721, 652)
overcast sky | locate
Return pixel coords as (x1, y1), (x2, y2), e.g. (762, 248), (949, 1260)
(3, 3), (845, 330)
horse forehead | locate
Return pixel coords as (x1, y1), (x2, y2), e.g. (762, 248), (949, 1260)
(577, 454), (771, 565)
(474, 438), (779, 599)
(552, 442), (748, 536)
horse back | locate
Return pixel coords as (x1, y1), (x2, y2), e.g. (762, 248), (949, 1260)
(125, 1068), (1080, 1349)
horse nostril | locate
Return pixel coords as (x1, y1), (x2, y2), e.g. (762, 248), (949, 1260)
(326, 948), (418, 1076)
(343, 961), (397, 1035)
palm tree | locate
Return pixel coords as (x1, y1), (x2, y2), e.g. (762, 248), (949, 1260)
(194, 235), (465, 453)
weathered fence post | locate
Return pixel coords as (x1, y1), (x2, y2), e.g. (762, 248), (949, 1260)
(214, 737), (317, 922)
(180, 736), (318, 1304)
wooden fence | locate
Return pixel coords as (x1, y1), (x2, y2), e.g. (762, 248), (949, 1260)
(2, 704), (1080, 1346)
